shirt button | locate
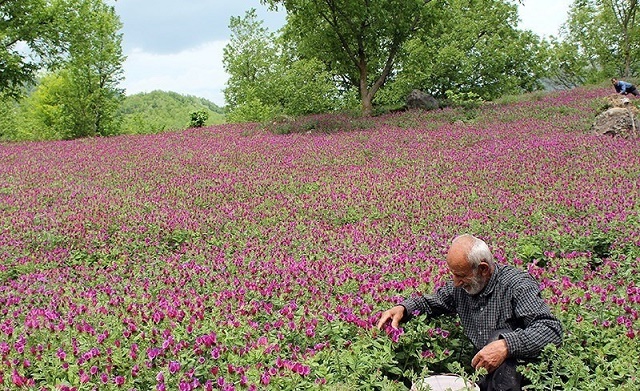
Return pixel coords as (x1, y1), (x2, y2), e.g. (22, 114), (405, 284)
(480, 307), (484, 311)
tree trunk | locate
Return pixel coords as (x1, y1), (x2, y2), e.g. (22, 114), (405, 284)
(358, 57), (373, 117)
(361, 92), (373, 117)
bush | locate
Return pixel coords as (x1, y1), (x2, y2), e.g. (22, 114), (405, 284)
(189, 110), (209, 128)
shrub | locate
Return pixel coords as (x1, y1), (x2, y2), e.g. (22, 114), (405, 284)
(189, 109), (209, 128)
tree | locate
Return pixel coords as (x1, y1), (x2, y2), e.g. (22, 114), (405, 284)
(606, 0), (639, 77)
(0, 0), (67, 98)
(190, 110), (209, 128)
(58, 0), (125, 138)
(223, 9), (338, 123)
(223, 9), (279, 112)
(549, 0), (640, 84)
(18, 71), (70, 140)
(263, 0), (434, 116)
(388, 0), (547, 102)
(2, 0), (125, 139)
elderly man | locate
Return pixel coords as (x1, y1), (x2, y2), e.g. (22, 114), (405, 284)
(377, 234), (563, 391)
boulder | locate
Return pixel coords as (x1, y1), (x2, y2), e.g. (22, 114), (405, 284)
(406, 89), (439, 111)
(592, 104), (640, 138)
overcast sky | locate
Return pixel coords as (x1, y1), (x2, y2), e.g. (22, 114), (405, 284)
(111, 0), (572, 107)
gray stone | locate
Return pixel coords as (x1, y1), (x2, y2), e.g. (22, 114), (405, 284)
(592, 106), (640, 138)
(406, 89), (439, 111)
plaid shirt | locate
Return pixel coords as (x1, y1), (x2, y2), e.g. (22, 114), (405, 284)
(401, 264), (563, 359)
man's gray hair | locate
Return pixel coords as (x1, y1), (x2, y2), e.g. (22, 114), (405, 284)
(452, 234), (495, 269)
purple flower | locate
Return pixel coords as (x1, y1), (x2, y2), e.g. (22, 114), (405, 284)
(168, 361), (181, 374)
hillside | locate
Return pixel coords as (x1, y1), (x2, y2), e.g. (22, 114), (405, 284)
(0, 87), (638, 390)
(118, 90), (226, 134)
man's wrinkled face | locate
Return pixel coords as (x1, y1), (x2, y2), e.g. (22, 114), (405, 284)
(450, 264), (488, 295)
(446, 237), (490, 295)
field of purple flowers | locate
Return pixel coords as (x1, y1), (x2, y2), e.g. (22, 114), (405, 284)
(1, 87), (639, 390)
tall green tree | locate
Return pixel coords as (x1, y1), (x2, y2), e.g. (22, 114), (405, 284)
(21, 0), (125, 139)
(549, 0), (640, 84)
(263, 0), (435, 116)
(59, 0), (125, 138)
(606, 0), (639, 77)
(388, 0), (546, 101)
(0, 0), (67, 98)
(223, 9), (338, 123)
(223, 8), (279, 121)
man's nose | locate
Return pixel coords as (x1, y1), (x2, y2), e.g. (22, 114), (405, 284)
(452, 276), (463, 287)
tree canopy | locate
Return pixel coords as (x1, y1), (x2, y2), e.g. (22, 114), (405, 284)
(264, 0), (435, 116)
(547, 0), (640, 86)
(387, 0), (546, 102)
(0, 0), (67, 98)
(220, 0), (541, 118)
(223, 9), (339, 122)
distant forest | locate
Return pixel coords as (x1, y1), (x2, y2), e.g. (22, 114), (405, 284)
(118, 91), (225, 135)
(0, 90), (225, 142)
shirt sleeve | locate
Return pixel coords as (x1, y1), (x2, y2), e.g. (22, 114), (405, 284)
(499, 278), (563, 359)
(620, 81), (633, 93)
(400, 282), (457, 320)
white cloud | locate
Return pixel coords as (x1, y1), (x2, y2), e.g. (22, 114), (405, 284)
(518, 1), (572, 38)
(120, 41), (230, 106)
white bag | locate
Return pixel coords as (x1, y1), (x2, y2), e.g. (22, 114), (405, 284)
(411, 374), (480, 391)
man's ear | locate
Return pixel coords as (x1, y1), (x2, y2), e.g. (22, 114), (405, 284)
(478, 261), (491, 276)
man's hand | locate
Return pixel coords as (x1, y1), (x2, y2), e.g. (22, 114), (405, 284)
(471, 339), (508, 373)
(376, 305), (405, 330)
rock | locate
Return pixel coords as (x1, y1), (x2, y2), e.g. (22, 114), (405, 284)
(604, 93), (635, 108)
(592, 106), (640, 138)
(406, 89), (439, 111)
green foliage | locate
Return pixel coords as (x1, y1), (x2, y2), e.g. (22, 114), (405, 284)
(58, 0), (125, 138)
(515, 230), (615, 268)
(445, 90), (484, 110)
(223, 10), (338, 123)
(0, 0), (67, 98)
(267, 0), (433, 116)
(516, 238), (547, 266)
(189, 109), (209, 128)
(16, 71), (71, 140)
(0, 98), (19, 141)
(520, 297), (640, 390)
(548, 0), (640, 84)
(390, 0), (547, 102)
(227, 97), (280, 124)
(275, 58), (339, 116)
(6, 0), (126, 140)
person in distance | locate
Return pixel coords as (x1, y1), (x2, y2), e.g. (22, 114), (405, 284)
(612, 78), (639, 96)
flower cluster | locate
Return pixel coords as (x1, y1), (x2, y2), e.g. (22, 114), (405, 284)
(0, 87), (638, 389)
